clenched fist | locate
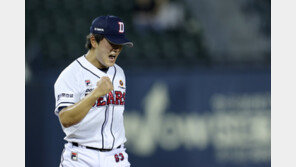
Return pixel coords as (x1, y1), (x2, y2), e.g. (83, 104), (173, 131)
(93, 76), (113, 98)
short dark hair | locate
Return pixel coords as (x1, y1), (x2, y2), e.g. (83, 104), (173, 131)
(85, 33), (104, 50)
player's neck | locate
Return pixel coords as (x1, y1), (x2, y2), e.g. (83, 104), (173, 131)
(85, 50), (106, 69)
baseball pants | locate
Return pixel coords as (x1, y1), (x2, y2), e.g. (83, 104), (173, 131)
(59, 143), (131, 167)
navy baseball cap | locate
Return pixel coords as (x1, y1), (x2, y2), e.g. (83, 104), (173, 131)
(90, 15), (133, 47)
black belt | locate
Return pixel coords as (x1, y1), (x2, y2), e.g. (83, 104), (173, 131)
(71, 142), (120, 152)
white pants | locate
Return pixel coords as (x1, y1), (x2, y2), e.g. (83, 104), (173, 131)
(59, 143), (131, 167)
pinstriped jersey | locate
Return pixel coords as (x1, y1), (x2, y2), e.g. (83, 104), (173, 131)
(54, 55), (127, 149)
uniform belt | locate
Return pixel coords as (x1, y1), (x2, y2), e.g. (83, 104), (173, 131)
(71, 142), (120, 152)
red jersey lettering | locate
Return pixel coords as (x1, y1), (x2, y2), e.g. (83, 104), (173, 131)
(121, 92), (125, 105)
(107, 92), (115, 105)
(115, 91), (122, 105)
(96, 97), (106, 106)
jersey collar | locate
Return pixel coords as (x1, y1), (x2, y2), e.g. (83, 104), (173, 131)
(77, 55), (112, 78)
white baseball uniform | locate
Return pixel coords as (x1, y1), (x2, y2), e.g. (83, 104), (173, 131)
(54, 55), (130, 167)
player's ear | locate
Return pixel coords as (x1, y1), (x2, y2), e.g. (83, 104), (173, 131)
(90, 35), (98, 48)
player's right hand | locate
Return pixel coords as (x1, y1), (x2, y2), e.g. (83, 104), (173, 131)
(93, 76), (114, 97)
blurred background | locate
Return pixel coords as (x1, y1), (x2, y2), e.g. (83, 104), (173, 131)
(25, 0), (270, 166)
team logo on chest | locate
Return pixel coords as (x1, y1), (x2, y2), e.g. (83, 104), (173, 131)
(71, 152), (78, 161)
(85, 80), (91, 86)
(118, 80), (125, 89)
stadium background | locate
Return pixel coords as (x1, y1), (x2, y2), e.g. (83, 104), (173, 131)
(25, 0), (271, 166)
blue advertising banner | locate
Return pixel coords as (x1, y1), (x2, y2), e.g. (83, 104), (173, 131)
(124, 68), (270, 167)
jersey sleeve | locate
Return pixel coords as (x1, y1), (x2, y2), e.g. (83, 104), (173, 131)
(54, 68), (81, 116)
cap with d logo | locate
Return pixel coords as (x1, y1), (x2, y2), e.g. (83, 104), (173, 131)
(90, 15), (133, 47)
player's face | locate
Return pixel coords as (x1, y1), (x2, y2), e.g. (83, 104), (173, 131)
(95, 38), (123, 68)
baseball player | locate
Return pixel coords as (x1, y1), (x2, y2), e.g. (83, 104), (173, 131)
(54, 15), (133, 167)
